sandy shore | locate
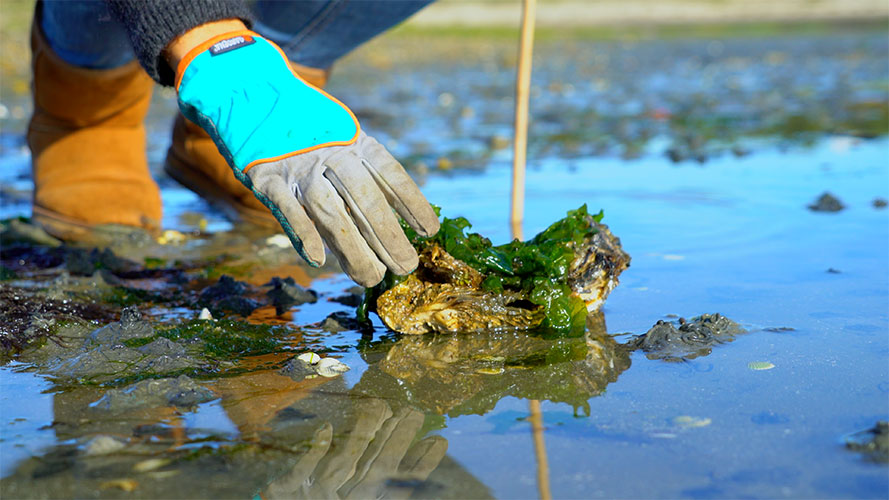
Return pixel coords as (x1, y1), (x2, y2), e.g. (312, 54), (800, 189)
(406, 0), (889, 27)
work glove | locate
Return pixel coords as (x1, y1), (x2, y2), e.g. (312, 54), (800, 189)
(175, 30), (439, 286)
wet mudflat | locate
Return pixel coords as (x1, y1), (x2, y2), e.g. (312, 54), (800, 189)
(1, 26), (888, 499)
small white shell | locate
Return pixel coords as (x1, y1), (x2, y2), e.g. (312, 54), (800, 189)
(297, 352), (321, 365)
(198, 308), (214, 320)
(315, 357), (350, 378)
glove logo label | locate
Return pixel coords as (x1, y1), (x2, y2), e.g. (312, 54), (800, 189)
(209, 35), (255, 56)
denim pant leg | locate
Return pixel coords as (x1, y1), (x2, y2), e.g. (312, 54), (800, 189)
(250, 0), (435, 69)
(40, 0), (135, 69)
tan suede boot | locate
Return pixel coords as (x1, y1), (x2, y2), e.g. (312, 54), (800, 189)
(28, 21), (161, 243)
(164, 62), (329, 228)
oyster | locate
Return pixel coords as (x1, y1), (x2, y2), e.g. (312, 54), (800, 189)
(364, 206), (630, 335)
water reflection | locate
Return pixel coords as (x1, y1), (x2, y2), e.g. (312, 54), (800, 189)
(2, 312), (631, 498)
(356, 313), (630, 417)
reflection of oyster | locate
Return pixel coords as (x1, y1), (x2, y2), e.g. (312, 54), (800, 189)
(356, 314), (630, 416)
(374, 211), (630, 335)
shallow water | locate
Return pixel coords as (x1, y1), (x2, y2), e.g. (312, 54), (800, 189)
(2, 29), (888, 499)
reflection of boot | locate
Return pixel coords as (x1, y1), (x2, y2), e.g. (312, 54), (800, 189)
(28, 20), (161, 242)
(164, 62), (329, 228)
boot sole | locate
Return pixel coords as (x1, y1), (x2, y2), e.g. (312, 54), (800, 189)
(32, 205), (157, 245)
(164, 148), (280, 229)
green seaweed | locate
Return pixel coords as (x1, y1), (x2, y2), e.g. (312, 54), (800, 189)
(155, 319), (290, 360)
(365, 205), (603, 336)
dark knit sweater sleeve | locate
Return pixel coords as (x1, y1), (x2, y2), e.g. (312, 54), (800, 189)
(105, 0), (252, 86)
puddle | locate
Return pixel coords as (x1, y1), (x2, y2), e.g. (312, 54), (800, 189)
(1, 27), (888, 499)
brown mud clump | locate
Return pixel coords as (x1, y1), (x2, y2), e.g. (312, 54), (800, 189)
(625, 313), (745, 361)
(364, 205), (630, 336)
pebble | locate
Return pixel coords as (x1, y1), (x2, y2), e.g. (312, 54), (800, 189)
(84, 436), (126, 456)
(133, 458), (170, 473)
(672, 416), (712, 428)
(198, 308), (214, 320)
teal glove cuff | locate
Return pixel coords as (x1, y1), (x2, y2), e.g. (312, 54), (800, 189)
(175, 31), (359, 172)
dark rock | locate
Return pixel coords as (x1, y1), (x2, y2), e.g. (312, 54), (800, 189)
(200, 275), (261, 316)
(90, 375), (216, 412)
(212, 296), (261, 316)
(265, 277), (317, 315)
(319, 312), (360, 333)
(64, 247), (139, 276)
(625, 313), (745, 361)
(91, 269), (123, 286)
(86, 307), (153, 346)
(666, 148), (683, 163)
(199, 275), (247, 303)
(50, 344), (144, 380)
(846, 421), (889, 463)
(330, 294), (362, 308)
(1, 245), (65, 269)
(280, 357), (315, 381)
(137, 338), (186, 357)
(873, 197), (888, 209)
(807, 192), (845, 212)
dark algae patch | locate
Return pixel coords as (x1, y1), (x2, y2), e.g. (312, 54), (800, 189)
(625, 313), (746, 361)
(808, 192), (846, 212)
(362, 205), (629, 336)
(846, 421), (889, 463)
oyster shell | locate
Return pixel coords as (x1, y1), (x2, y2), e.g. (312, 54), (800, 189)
(373, 212), (630, 335)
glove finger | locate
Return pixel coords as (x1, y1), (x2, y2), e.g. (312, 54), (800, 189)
(357, 133), (440, 238)
(262, 423), (332, 499)
(324, 150), (418, 276)
(250, 171), (326, 267)
(315, 398), (391, 494)
(340, 407), (425, 499)
(295, 161), (387, 287)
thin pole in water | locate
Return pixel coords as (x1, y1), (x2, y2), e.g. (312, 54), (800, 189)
(510, 0), (551, 499)
(510, 0), (536, 242)
(529, 399), (551, 500)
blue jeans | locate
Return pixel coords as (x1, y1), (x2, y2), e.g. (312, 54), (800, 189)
(40, 0), (434, 70)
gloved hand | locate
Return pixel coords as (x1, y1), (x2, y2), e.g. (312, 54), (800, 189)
(175, 30), (439, 286)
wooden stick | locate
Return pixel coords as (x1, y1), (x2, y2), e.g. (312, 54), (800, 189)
(510, 0), (537, 242)
(510, 1), (550, 499)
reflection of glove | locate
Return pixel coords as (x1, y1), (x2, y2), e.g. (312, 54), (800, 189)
(176, 30), (439, 286)
(263, 399), (447, 499)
